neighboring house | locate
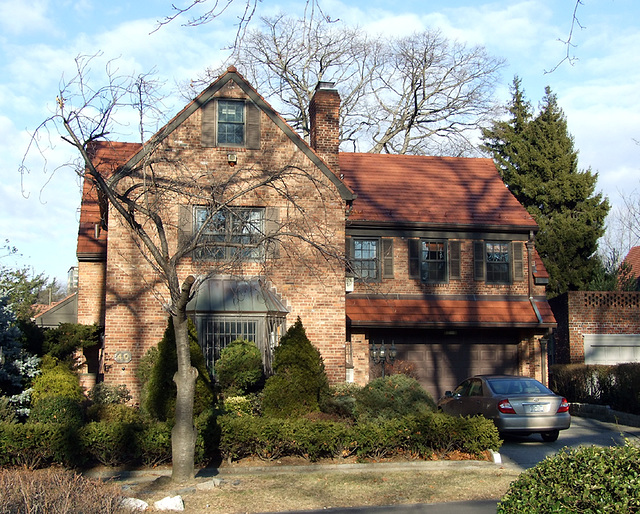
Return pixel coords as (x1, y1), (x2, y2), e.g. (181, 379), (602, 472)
(550, 247), (640, 366)
(76, 67), (555, 401)
(623, 246), (640, 289)
(32, 293), (78, 328)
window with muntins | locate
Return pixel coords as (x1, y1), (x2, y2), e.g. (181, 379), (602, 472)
(421, 240), (447, 282)
(353, 238), (379, 281)
(217, 100), (244, 145)
(485, 241), (510, 283)
(194, 206), (264, 261)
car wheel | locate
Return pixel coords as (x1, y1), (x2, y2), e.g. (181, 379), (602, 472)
(541, 430), (559, 442)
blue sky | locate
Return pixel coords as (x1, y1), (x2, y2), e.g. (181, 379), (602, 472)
(1, 0), (638, 284)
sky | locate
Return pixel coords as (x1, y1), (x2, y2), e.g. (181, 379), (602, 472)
(1, 0), (638, 285)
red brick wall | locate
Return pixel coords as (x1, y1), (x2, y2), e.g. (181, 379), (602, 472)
(551, 291), (640, 364)
(77, 261), (106, 326)
(98, 80), (347, 402)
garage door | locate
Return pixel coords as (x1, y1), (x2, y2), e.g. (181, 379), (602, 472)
(399, 341), (519, 400)
(584, 334), (640, 365)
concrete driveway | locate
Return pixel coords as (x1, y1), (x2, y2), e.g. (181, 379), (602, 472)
(499, 415), (640, 470)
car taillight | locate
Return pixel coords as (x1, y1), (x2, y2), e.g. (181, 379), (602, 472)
(557, 398), (570, 413)
(498, 399), (516, 414)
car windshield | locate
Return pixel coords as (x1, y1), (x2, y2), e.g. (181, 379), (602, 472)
(486, 378), (553, 396)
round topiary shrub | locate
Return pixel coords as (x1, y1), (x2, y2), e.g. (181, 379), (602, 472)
(30, 358), (84, 406)
(261, 318), (329, 418)
(214, 339), (264, 396)
(354, 374), (436, 420)
(498, 443), (640, 513)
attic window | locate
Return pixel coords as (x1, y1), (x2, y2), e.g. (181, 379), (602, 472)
(201, 98), (261, 149)
(218, 100), (244, 145)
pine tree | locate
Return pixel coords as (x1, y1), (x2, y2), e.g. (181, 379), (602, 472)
(482, 80), (609, 296)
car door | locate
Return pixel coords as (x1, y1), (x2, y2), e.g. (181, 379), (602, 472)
(458, 378), (485, 417)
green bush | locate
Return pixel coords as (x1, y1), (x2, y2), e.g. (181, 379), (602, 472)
(262, 318), (329, 418)
(215, 339), (265, 396)
(550, 363), (640, 414)
(322, 383), (362, 420)
(80, 421), (142, 466)
(141, 317), (215, 421)
(86, 403), (142, 423)
(43, 323), (101, 361)
(88, 382), (131, 405)
(354, 374), (436, 420)
(30, 358), (84, 406)
(218, 411), (500, 463)
(498, 443), (640, 513)
(29, 395), (84, 425)
(0, 396), (17, 423)
(0, 422), (82, 468)
(136, 420), (172, 467)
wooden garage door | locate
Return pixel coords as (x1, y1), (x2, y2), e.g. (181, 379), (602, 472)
(396, 340), (518, 400)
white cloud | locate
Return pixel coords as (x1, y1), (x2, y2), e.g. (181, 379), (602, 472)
(0, 0), (57, 36)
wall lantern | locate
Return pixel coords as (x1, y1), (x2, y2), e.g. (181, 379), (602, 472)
(370, 339), (397, 378)
(227, 153), (238, 166)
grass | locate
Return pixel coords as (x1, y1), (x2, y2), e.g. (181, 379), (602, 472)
(121, 464), (520, 513)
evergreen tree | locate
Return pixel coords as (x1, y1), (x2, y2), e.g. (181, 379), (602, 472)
(482, 79), (609, 296)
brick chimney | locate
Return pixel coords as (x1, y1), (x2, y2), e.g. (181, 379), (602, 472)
(309, 81), (340, 172)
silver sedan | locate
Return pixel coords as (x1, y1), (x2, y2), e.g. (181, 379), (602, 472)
(437, 375), (571, 442)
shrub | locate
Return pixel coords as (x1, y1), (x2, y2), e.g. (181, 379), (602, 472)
(86, 403), (142, 423)
(0, 467), (125, 514)
(214, 339), (264, 396)
(88, 382), (131, 405)
(136, 420), (172, 467)
(0, 422), (82, 468)
(322, 383), (362, 420)
(29, 395), (84, 425)
(498, 443), (640, 513)
(141, 317), (215, 421)
(0, 396), (16, 423)
(30, 358), (84, 406)
(43, 323), (101, 362)
(354, 374), (436, 420)
(80, 421), (142, 466)
(262, 318), (329, 418)
(218, 411), (500, 463)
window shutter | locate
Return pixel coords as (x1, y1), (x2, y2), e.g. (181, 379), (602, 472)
(201, 99), (217, 147)
(408, 239), (420, 279)
(264, 207), (280, 259)
(382, 238), (394, 278)
(246, 102), (261, 149)
(513, 242), (524, 281)
(449, 240), (461, 280)
(345, 237), (353, 274)
(474, 241), (485, 281)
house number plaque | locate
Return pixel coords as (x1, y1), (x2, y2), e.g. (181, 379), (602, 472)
(114, 350), (132, 364)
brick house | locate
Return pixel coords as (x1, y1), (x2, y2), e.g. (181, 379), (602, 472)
(76, 67), (555, 401)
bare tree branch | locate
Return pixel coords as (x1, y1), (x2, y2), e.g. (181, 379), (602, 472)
(545, 0), (584, 74)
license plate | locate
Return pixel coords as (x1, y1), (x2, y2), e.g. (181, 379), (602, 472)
(526, 404), (545, 413)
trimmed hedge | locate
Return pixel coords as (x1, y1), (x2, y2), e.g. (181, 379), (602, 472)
(498, 443), (640, 513)
(218, 412), (501, 463)
(550, 363), (640, 414)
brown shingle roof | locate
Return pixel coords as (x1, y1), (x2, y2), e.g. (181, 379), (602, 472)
(76, 142), (142, 259)
(347, 295), (555, 328)
(340, 153), (537, 229)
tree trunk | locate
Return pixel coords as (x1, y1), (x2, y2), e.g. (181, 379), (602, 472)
(171, 276), (198, 483)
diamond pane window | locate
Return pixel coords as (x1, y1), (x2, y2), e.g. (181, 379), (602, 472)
(421, 240), (446, 282)
(486, 242), (510, 283)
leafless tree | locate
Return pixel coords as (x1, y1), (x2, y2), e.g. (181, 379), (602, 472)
(22, 54), (346, 482)
(189, 15), (503, 156)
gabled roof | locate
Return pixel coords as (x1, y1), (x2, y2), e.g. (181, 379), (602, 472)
(32, 293), (78, 328)
(340, 153), (537, 230)
(120, 66), (355, 202)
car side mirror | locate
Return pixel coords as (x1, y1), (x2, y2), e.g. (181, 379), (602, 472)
(444, 391), (453, 397)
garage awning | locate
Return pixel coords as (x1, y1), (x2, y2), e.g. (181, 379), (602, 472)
(346, 294), (556, 329)
(187, 278), (288, 315)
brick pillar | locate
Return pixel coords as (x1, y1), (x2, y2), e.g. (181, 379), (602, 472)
(309, 82), (340, 173)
